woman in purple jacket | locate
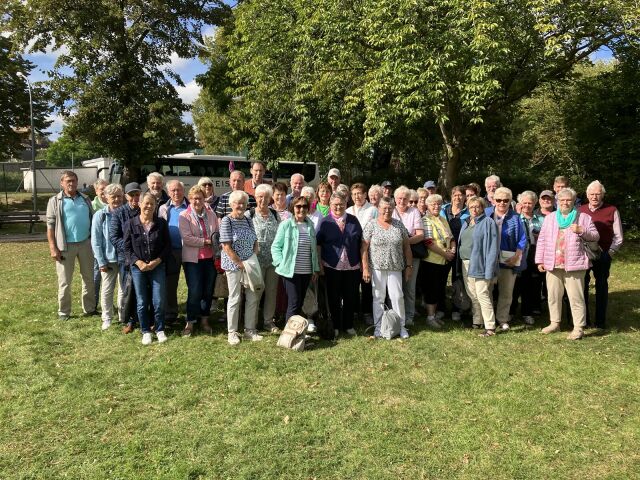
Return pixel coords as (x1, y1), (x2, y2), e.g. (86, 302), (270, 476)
(535, 188), (599, 340)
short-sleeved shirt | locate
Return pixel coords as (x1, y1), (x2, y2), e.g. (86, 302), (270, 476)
(62, 195), (91, 242)
(392, 206), (422, 237)
(363, 219), (409, 271)
(246, 208), (279, 269)
(219, 215), (257, 272)
(215, 191), (257, 218)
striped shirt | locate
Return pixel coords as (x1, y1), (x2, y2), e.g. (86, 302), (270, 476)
(294, 223), (313, 274)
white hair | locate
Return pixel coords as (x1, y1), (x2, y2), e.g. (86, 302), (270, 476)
(166, 179), (184, 190)
(229, 190), (249, 205)
(557, 188), (577, 201)
(393, 185), (410, 199)
(485, 175), (501, 187)
(290, 173), (305, 183)
(104, 183), (123, 197)
(426, 194), (443, 205)
(586, 180), (606, 195)
(368, 184), (383, 197)
(147, 172), (164, 183)
(255, 183), (273, 198)
(517, 190), (538, 204)
(301, 186), (315, 201)
(494, 186), (513, 201)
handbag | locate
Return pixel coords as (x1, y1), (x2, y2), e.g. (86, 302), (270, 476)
(379, 305), (402, 340)
(214, 272), (229, 298)
(277, 315), (309, 351)
(575, 214), (602, 261)
(410, 240), (427, 259)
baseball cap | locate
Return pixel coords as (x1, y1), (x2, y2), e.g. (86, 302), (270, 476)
(125, 182), (142, 194)
(540, 190), (554, 198)
(424, 180), (437, 189)
(381, 180), (393, 188)
(328, 168), (341, 178)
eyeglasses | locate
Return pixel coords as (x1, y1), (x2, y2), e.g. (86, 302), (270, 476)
(408, 200), (417, 204)
(494, 198), (510, 204)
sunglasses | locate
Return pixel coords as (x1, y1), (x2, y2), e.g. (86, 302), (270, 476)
(408, 200), (418, 204)
(494, 198), (510, 204)
(294, 205), (308, 210)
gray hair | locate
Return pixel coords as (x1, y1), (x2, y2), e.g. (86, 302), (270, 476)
(229, 170), (245, 180)
(166, 179), (184, 190)
(104, 183), (123, 197)
(290, 173), (305, 183)
(255, 183), (273, 198)
(336, 184), (349, 196)
(93, 179), (108, 189)
(301, 186), (315, 201)
(147, 171), (164, 184)
(379, 196), (396, 209)
(393, 185), (410, 199)
(426, 194), (443, 205)
(557, 188), (577, 201)
(330, 192), (346, 204)
(517, 190), (538, 204)
(368, 184), (383, 197)
(229, 189), (249, 205)
(485, 175), (501, 187)
(586, 180), (606, 195)
(140, 192), (158, 206)
(494, 187), (513, 201)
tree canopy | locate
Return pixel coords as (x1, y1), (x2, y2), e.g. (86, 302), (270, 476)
(6, 0), (230, 168)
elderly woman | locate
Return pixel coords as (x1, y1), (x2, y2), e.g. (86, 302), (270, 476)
(315, 181), (332, 217)
(535, 188), (599, 340)
(271, 196), (321, 321)
(509, 191), (544, 325)
(178, 185), (219, 337)
(490, 187), (527, 332)
(246, 184), (281, 333)
(91, 183), (123, 330)
(420, 194), (456, 328)
(416, 188), (429, 216)
(219, 190), (262, 345)
(301, 186), (324, 230)
(535, 190), (555, 217)
(272, 181), (291, 221)
(368, 184), (383, 208)
(198, 177), (219, 211)
(361, 197), (412, 339)
(317, 193), (363, 336)
(124, 193), (171, 345)
(458, 196), (500, 336)
(392, 185), (424, 326)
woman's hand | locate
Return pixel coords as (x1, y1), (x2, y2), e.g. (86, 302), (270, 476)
(362, 266), (371, 283)
(135, 260), (148, 272)
(570, 223), (583, 235)
(537, 264), (546, 273)
(237, 261), (246, 270)
(443, 249), (455, 262)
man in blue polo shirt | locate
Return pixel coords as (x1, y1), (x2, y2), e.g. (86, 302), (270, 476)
(46, 170), (95, 320)
(159, 179), (189, 322)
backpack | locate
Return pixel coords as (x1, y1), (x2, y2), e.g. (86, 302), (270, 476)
(379, 305), (402, 340)
(277, 315), (309, 351)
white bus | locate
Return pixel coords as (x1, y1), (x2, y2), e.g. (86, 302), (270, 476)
(110, 154), (320, 194)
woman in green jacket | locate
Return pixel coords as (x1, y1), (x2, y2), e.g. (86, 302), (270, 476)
(271, 196), (321, 321)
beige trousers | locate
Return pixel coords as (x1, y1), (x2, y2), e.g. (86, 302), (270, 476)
(462, 260), (495, 330)
(258, 264), (279, 323)
(55, 239), (95, 316)
(496, 268), (517, 325)
(100, 263), (119, 323)
(226, 269), (259, 333)
(546, 269), (586, 328)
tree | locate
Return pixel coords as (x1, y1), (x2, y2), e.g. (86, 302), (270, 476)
(208, 0), (637, 188)
(42, 131), (101, 167)
(7, 0), (229, 171)
(0, 35), (51, 159)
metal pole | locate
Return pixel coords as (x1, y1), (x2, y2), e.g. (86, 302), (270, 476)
(18, 72), (38, 212)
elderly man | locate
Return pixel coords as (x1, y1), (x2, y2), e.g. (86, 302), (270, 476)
(110, 182), (142, 332)
(578, 180), (623, 330)
(46, 170), (95, 320)
(423, 180), (437, 196)
(285, 173), (305, 207)
(484, 175), (501, 206)
(244, 161), (267, 196)
(327, 168), (341, 192)
(216, 170), (257, 218)
(159, 180), (189, 322)
(381, 180), (393, 198)
(146, 172), (170, 211)
(553, 176), (581, 208)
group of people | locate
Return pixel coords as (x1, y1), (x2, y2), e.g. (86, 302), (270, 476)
(46, 166), (623, 345)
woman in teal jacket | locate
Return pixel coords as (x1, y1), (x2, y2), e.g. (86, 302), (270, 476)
(271, 196), (321, 320)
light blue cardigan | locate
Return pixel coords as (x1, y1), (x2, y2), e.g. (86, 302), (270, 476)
(271, 217), (320, 278)
(458, 213), (499, 280)
(91, 206), (118, 267)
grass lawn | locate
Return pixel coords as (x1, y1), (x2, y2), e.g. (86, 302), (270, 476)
(1, 241), (639, 479)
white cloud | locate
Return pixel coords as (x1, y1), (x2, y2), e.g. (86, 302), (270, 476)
(176, 80), (201, 106)
(25, 40), (70, 60)
(162, 52), (192, 72)
(201, 25), (218, 40)
(47, 114), (66, 140)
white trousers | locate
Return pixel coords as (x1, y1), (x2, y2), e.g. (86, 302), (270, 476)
(226, 269), (259, 333)
(372, 269), (405, 335)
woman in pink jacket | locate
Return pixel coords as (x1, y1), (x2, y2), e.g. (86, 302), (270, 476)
(178, 185), (219, 337)
(535, 188), (599, 340)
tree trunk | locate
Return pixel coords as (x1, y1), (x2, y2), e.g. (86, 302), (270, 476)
(437, 121), (461, 194)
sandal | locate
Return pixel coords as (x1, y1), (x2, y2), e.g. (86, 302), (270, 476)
(479, 329), (495, 337)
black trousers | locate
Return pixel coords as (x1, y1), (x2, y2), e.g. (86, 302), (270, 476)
(324, 267), (360, 331)
(282, 273), (312, 321)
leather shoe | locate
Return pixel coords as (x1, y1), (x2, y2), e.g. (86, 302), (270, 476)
(122, 324), (134, 334)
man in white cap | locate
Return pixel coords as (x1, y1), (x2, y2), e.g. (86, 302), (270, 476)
(327, 168), (341, 192)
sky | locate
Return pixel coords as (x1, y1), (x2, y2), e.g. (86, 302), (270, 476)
(24, 34), (614, 141)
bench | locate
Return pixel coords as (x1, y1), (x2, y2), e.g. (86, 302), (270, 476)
(0, 211), (43, 233)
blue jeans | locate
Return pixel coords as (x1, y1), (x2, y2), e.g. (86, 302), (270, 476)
(131, 263), (166, 333)
(282, 274), (312, 321)
(183, 259), (217, 323)
(584, 251), (612, 328)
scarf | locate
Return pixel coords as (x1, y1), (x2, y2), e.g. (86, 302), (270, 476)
(188, 205), (212, 240)
(556, 208), (577, 230)
(329, 210), (347, 232)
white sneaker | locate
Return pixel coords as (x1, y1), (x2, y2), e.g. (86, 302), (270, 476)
(141, 332), (153, 345)
(426, 316), (442, 329)
(400, 329), (410, 339)
(228, 332), (241, 345)
(244, 330), (264, 342)
(523, 316), (535, 325)
(500, 323), (510, 332)
(451, 312), (461, 321)
(101, 319), (112, 331)
(307, 322), (317, 333)
(345, 328), (357, 336)
(156, 331), (168, 343)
